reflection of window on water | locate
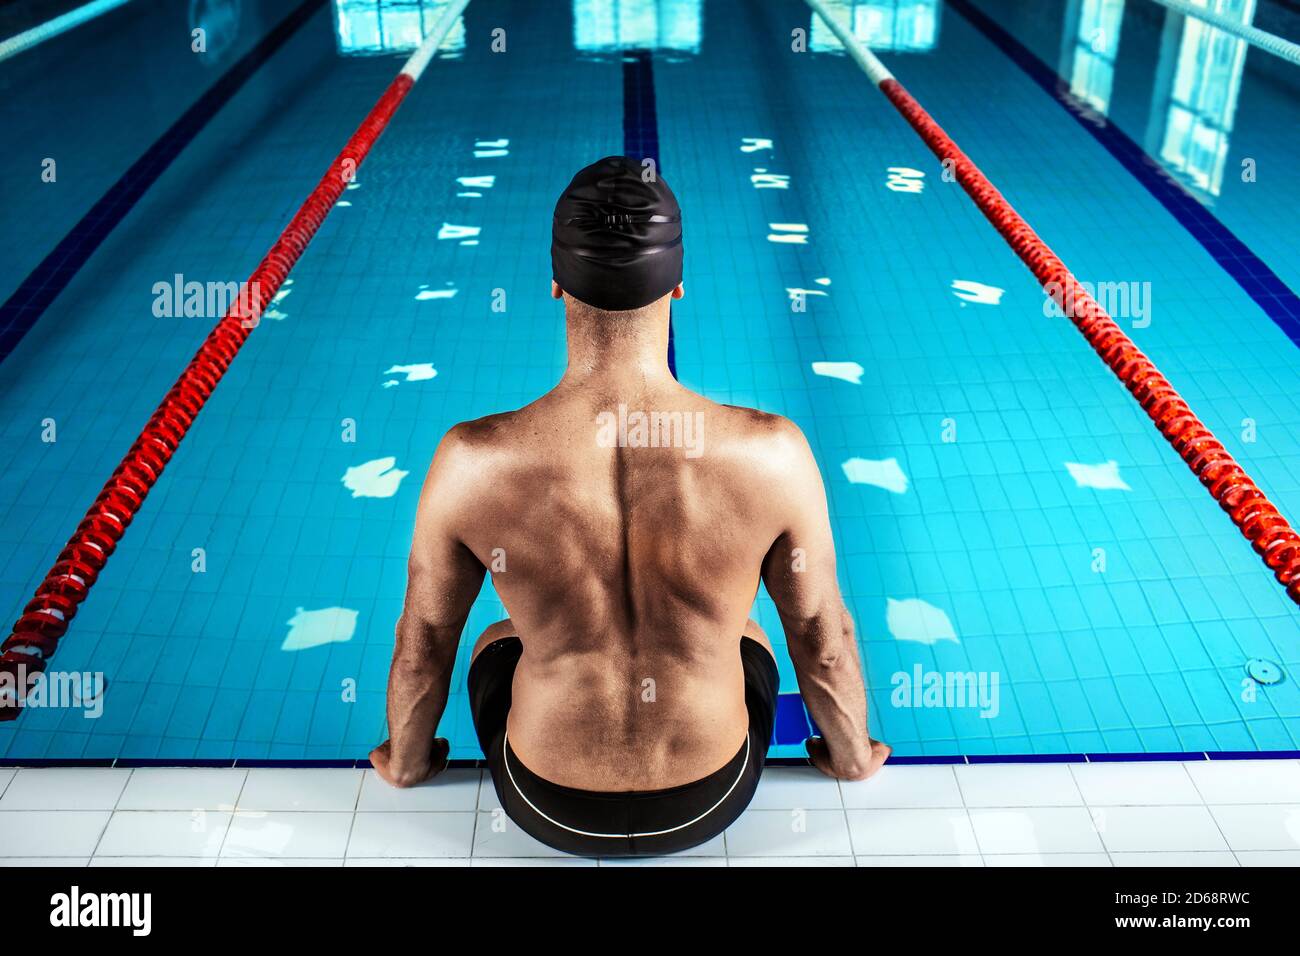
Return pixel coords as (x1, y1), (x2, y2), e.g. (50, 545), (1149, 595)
(191, 0), (243, 67)
(809, 0), (939, 54)
(1156, 0), (1253, 196)
(572, 0), (701, 54)
(1064, 0), (1125, 113)
(333, 0), (466, 56)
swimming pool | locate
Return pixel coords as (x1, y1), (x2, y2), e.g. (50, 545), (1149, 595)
(0, 0), (1297, 763)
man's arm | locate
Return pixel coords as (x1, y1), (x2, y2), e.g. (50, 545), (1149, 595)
(760, 421), (889, 781)
(370, 427), (486, 787)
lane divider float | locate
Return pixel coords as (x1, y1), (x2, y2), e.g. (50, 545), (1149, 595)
(0, 0), (473, 718)
(805, 0), (1300, 606)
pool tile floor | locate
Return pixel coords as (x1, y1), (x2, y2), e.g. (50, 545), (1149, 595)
(2, 760), (1297, 866)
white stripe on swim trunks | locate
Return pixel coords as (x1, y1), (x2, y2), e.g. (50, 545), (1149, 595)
(502, 730), (751, 840)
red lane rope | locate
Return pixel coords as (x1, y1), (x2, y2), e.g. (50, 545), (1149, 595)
(0, 72), (417, 717)
(878, 78), (1300, 606)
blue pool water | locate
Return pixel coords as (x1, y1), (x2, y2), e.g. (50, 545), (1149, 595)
(0, 0), (1297, 762)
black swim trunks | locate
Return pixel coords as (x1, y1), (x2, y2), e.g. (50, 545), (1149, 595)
(467, 636), (779, 857)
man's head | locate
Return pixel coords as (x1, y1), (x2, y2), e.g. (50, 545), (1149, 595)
(551, 156), (683, 316)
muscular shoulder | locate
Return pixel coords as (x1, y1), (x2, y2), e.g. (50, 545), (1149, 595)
(442, 410), (517, 449)
(713, 405), (816, 475)
(431, 411), (524, 480)
(695, 405), (825, 539)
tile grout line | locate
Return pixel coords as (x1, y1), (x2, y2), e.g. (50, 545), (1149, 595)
(1062, 763), (1116, 866)
(341, 767), (366, 862)
(956, 768), (987, 866)
(835, 778), (859, 866)
(86, 765), (132, 866)
(211, 768), (250, 861)
(1066, 764), (1115, 866)
(1182, 764), (1245, 864)
(949, 765), (986, 865)
(468, 769), (483, 862)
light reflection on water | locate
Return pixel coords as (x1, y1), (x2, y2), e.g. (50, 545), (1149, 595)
(1062, 0), (1126, 113)
(1151, 0), (1254, 197)
(809, 0), (941, 54)
(1055, 0), (1254, 199)
(332, 0), (466, 56)
(572, 0), (701, 53)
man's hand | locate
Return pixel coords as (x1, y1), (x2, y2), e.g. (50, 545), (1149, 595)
(369, 737), (450, 788)
(806, 736), (890, 782)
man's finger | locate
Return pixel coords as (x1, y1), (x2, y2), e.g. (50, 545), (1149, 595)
(429, 738), (451, 778)
(805, 736), (833, 775)
(862, 738), (892, 779)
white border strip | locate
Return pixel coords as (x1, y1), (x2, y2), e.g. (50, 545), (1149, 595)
(0, 0), (132, 64)
(1149, 0), (1300, 67)
(804, 0), (894, 85)
(400, 0), (472, 81)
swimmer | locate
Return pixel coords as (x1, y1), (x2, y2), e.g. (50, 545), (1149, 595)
(371, 156), (888, 856)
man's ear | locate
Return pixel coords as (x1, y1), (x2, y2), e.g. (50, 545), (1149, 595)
(551, 280), (563, 300)
(670, 283), (685, 300)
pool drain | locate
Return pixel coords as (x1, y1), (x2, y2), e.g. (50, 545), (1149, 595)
(1246, 659), (1284, 685)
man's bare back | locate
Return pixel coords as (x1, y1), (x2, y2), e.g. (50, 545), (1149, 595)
(370, 158), (885, 856)
(374, 299), (885, 792)
(443, 381), (807, 789)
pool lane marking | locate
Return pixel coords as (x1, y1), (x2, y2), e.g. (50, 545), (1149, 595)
(804, 0), (1300, 606)
(0, 0), (325, 366)
(947, 0), (1300, 349)
(0, 0), (474, 718)
(0, 0), (132, 63)
(622, 48), (676, 378)
(1148, 0), (1300, 66)
(7, 750), (1300, 768)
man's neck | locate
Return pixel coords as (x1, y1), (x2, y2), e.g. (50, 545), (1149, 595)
(559, 303), (675, 389)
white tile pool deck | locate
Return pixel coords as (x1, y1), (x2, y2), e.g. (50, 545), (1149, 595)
(1, 760), (1298, 867)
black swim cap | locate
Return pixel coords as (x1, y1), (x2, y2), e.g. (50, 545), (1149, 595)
(551, 156), (683, 312)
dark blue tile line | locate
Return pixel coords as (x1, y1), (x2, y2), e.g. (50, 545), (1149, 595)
(947, 0), (1300, 350)
(4, 750), (1296, 768)
(885, 755), (969, 766)
(0, 0), (324, 365)
(1210, 749), (1300, 760)
(968, 753), (1087, 764)
(621, 48), (676, 377)
(236, 758), (358, 769)
(110, 758), (240, 769)
(1085, 751), (1208, 763)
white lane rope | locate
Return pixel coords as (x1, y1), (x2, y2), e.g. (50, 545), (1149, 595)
(1147, 0), (1300, 67)
(0, 0), (133, 63)
(401, 0), (472, 81)
(804, 0), (894, 85)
